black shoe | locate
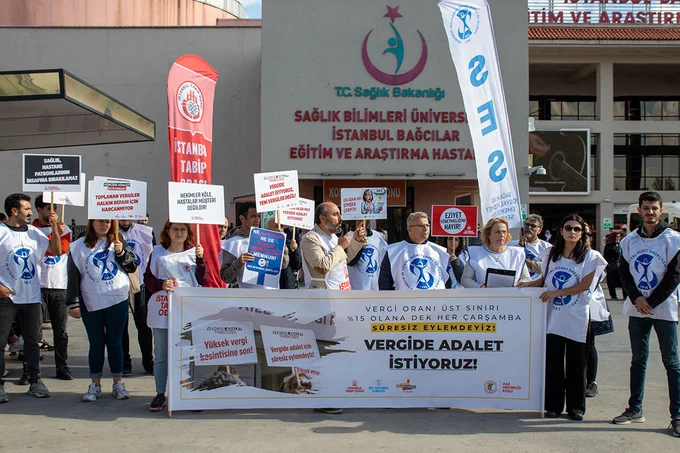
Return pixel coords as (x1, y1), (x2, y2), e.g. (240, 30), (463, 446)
(144, 368), (154, 376)
(149, 393), (166, 412)
(123, 363), (132, 377)
(586, 381), (598, 398)
(545, 411), (560, 419)
(568, 410), (584, 421)
(55, 366), (74, 381)
(18, 365), (29, 386)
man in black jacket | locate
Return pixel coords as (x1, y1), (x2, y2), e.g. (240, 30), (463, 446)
(280, 226), (301, 289)
(612, 192), (680, 438)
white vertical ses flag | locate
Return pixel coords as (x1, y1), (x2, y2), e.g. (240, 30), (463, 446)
(438, 0), (522, 228)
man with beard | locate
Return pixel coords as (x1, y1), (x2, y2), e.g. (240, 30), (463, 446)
(613, 192), (680, 438)
(509, 214), (551, 280)
(0, 194), (63, 402)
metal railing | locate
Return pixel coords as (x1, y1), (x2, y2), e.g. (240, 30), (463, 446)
(528, 0), (680, 25)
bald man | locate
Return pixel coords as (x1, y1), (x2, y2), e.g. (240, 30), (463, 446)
(300, 202), (365, 290)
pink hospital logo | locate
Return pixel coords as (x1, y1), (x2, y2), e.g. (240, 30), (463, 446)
(177, 82), (204, 123)
(362, 5), (428, 86)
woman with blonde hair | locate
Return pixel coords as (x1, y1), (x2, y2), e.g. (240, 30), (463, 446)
(67, 219), (138, 402)
(461, 217), (530, 287)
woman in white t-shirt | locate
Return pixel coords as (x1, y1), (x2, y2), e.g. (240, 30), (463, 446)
(520, 214), (606, 421)
(144, 220), (205, 412)
(462, 217), (531, 288)
(67, 220), (138, 402)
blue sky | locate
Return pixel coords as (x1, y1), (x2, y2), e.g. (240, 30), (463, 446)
(241, 0), (262, 19)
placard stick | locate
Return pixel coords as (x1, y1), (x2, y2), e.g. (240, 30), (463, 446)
(50, 192), (55, 215)
(292, 226), (296, 241)
(363, 219), (366, 231)
(112, 219), (119, 240)
(277, 210), (281, 230)
(60, 204), (65, 224)
(195, 224), (201, 245)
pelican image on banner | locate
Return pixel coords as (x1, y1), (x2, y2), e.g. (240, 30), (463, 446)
(438, 0), (522, 228)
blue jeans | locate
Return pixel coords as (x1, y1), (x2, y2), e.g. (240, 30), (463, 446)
(628, 316), (680, 418)
(81, 300), (129, 379)
(153, 328), (168, 394)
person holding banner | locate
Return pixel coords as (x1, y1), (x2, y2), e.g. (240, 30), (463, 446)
(520, 214), (606, 421)
(509, 214), (551, 280)
(67, 219), (138, 402)
(461, 218), (531, 288)
(119, 220), (155, 376)
(144, 220), (206, 412)
(0, 194), (63, 403)
(348, 221), (387, 290)
(220, 202), (260, 288)
(32, 195), (73, 381)
(300, 202), (365, 290)
(379, 212), (453, 290)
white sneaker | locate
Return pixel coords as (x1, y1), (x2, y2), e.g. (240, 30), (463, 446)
(82, 383), (102, 402)
(8, 337), (23, 353)
(112, 381), (130, 400)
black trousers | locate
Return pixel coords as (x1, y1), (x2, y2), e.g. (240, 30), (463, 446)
(586, 324), (597, 382)
(606, 268), (626, 299)
(122, 287), (153, 371)
(545, 333), (589, 415)
(40, 289), (69, 369)
(0, 299), (42, 384)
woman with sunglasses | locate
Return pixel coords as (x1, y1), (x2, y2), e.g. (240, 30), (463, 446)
(144, 220), (206, 412)
(520, 214), (606, 420)
(461, 217), (531, 288)
(67, 219), (138, 402)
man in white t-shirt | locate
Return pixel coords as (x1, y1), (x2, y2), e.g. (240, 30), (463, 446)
(509, 214), (552, 280)
(0, 193), (64, 403)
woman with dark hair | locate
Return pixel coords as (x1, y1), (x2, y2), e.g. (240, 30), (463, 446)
(436, 236), (469, 284)
(520, 214), (606, 421)
(67, 220), (138, 402)
(144, 220), (206, 412)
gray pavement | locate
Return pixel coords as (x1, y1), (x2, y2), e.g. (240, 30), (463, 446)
(1, 298), (679, 452)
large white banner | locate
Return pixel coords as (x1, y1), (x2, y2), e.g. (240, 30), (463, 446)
(438, 0), (522, 228)
(168, 287), (546, 412)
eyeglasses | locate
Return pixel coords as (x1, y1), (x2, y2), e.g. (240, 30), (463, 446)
(563, 225), (583, 233)
(524, 223), (540, 229)
(409, 224), (431, 229)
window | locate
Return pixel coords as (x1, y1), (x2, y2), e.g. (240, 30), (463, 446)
(529, 96), (597, 121)
(590, 134), (600, 191)
(614, 134), (680, 191)
(614, 97), (680, 121)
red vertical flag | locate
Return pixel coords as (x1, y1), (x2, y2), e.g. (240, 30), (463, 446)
(167, 55), (224, 287)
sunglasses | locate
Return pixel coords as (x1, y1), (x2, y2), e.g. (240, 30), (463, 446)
(563, 225), (583, 233)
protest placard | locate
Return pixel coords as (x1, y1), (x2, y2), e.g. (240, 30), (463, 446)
(23, 154), (81, 192)
(254, 170), (299, 212)
(88, 177), (147, 220)
(191, 321), (258, 366)
(341, 188), (387, 221)
(42, 173), (86, 207)
(168, 181), (225, 225)
(431, 205), (478, 237)
(242, 227), (286, 288)
(278, 198), (314, 230)
(260, 325), (320, 367)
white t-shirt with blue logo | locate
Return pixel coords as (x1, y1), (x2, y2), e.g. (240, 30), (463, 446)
(541, 248), (607, 343)
(348, 231), (387, 290)
(120, 224), (153, 277)
(621, 228), (680, 322)
(0, 224), (49, 304)
(509, 239), (551, 279)
(36, 224), (71, 290)
(384, 241), (451, 290)
(466, 246), (527, 287)
(70, 237), (130, 312)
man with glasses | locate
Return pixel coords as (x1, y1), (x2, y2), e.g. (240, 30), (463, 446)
(509, 214), (551, 280)
(612, 191), (680, 438)
(379, 212), (454, 290)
